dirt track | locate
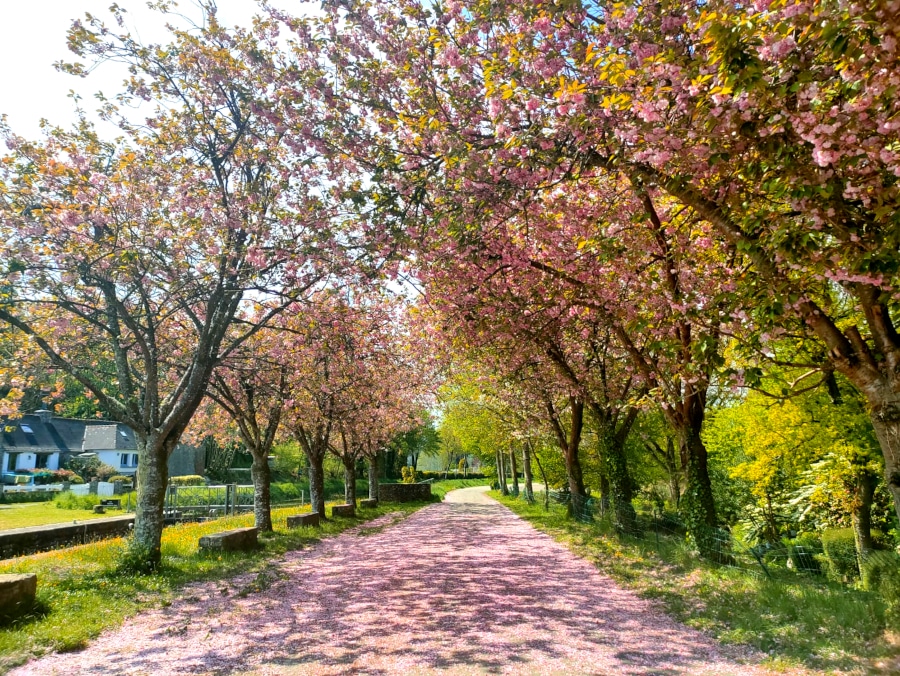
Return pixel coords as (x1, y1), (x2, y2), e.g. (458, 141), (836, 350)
(12, 486), (767, 675)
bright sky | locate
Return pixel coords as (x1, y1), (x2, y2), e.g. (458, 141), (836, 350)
(0, 1), (292, 139)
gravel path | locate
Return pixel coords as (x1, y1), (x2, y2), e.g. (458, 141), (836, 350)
(13, 487), (769, 675)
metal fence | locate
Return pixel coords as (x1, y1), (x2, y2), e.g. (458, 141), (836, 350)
(161, 484), (306, 521)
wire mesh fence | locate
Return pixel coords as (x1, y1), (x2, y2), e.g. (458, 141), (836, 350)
(526, 488), (900, 590)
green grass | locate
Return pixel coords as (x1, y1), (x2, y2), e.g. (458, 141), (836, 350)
(430, 478), (490, 501)
(495, 492), (900, 674)
(0, 502), (125, 530)
(0, 499), (430, 673)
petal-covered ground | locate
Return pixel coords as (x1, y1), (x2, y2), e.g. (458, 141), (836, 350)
(13, 487), (769, 675)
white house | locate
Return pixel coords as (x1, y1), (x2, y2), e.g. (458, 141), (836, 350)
(1, 411), (204, 480)
(82, 424), (140, 476)
(0, 410), (91, 476)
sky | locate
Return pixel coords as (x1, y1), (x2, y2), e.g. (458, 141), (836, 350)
(0, 1), (292, 139)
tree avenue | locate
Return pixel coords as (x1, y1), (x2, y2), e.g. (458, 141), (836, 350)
(0, 0), (898, 602)
(292, 0), (900, 557)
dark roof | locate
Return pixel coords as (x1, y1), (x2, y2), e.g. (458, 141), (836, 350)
(0, 415), (88, 453)
(82, 424), (137, 451)
(0, 414), (102, 455)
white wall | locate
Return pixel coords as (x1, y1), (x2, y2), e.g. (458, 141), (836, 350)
(96, 450), (138, 475)
(2, 452), (60, 472)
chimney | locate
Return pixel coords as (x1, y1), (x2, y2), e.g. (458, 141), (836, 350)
(35, 409), (52, 424)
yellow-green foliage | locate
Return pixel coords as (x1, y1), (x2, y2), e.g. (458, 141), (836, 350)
(169, 475), (206, 486)
(704, 387), (882, 533)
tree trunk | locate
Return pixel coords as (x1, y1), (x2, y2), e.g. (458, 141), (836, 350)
(668, 436), (681, 508)
(852, 471), (877, 570)
(497, 450), (509, 495)
(250, 449), (273, 532)
(368, 453), (379, 500)
(132, 433), (177, 570)
(869, 403), (900, 524)
(599, 475), (610, 517)
(343, 457), (357, 506)
(308, 451), (326, 517)
(531, 444), (550, 511)
(604, 432), (638, 535)
(509, 450), (519, 496)
(563, 443), (586, 499)
(670, 474), (681, 509)
(679, 427), (720, 559)
(522, 444), (534, 503)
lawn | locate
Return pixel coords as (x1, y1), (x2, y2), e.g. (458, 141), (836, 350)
(430, 478), (490, 500)
(495, 492), (900, 675)
(0, 502), (124, 531)
(0, 499), (431, 674)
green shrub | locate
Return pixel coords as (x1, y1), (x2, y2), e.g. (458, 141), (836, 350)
(400, 466), (421, 484)
(0, 490), (56, 504)
(270, 483), (305, 503)
(170, 475), (206, 486)
(107, 475), (132, 484)
(861, 550), (900, 629)
(787, 532), (823, 575)
(54, 491), (101, 510)
(70, 476), (85, 484)
(95, 464), (119, 481)
(821, 528), (860, 582)
(418, 470), (487, 480)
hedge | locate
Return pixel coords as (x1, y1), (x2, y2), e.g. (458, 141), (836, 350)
(169, 475), (206, 486)
(821, 528), (860, 582)
(0, 490), (57, 504)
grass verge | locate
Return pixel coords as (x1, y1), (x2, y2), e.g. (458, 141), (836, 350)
(495, 492), (899, 675)
(430, 478), (490, 501)
(0, 499), (429, 673)
(0, 502), (126, 530)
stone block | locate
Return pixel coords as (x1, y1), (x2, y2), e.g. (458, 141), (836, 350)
(198, 527), (258, 552)
(331, 504), (355, 518)
(377, 483), (432, 503)
(0, 574), (37, 617)
(92, 505), (106, 514)
(286, 513), (320, 528)
(359, 498), (378, 508)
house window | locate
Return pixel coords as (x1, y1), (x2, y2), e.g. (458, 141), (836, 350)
(120, 453), (129, 468)
(20, 424), (33, 434)
(6, 453), (18, 472)
(35, 454), (48, 469)
(131, 454), (139, 467)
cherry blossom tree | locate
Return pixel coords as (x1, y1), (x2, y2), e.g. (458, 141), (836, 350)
(301, 0), (900, 523)
(0, 5), (342, 567)
(199, 322), (291, 532)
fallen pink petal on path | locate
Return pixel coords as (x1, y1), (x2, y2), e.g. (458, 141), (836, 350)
(13, 487), (771, 675)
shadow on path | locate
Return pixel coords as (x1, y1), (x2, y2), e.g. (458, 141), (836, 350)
(14, 488), (766, 675)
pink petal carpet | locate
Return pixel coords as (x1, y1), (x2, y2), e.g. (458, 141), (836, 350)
(12, 487), (770, 675)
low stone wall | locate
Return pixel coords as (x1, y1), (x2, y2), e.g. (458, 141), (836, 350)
(0, 515), (135, 560)
(198, 527), (258, 552)
(378, 483), (432, 503)
(331, 504), (355, 518)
